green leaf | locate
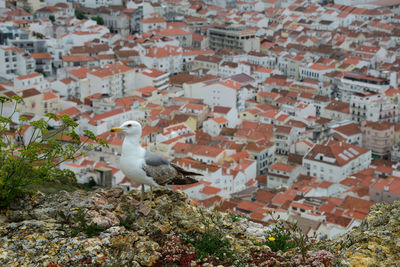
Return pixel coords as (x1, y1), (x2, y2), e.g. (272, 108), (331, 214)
(83, 129), (96, 140)
(0, 97), (103, 208)
(45, 113), (58, 121)
(11, 95), (23, 103)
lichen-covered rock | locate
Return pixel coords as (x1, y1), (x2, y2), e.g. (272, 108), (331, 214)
(4, 187), (395, 266)
(315, 201), (400, 267)
(0, 187), (274, 266)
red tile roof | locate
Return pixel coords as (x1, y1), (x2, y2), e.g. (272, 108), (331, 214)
(16, 72), (41, 80)
(254, 190), (276, 203)
(236, 200), (265, 213)
(269, 162), (297, 173)
(201, 185), (221, 195)
(141, 68), (166, 78)
(157, 28), (190, 36)
(31, 52), (52, 60)
(304, 140), (369, 167)
(62, 55), (96, 62)
(333, 123), (361, 136)
(56, 106), (80, 117)
(43, 92), (58, 101)
(339, 196), (374, 213)
(69, 67), (91, 79)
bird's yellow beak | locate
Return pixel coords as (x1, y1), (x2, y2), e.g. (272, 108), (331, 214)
(111, 127), (123, 132)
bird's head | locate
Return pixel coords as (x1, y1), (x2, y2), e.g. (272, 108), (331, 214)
(111, 120), (142, 137)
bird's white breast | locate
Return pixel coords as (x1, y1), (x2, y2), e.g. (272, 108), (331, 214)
(120, 141), (157, 186)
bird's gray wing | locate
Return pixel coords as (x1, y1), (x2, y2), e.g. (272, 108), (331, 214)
(142, 151), (199, 186)
(144, 150), (169, 166)
(142, 163), (179, 186)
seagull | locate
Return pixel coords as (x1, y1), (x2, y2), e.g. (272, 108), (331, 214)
(111, 120), (200, 202)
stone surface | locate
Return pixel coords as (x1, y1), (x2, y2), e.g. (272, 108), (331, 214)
(0, 188), (271, 266)
(1, 188), (398, 266)
(315, 201), (400, 267)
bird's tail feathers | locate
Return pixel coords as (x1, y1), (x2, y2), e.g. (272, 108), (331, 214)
(177, 176), (198, 185)
(171, 163), (203, 177)
(170, 163), (202, 185)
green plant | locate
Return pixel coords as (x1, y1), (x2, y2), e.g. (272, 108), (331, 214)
(265, 226), (296, 252)
(266, 211), (316, 266)
(193, 229), (230, 260)
(228, 211), (247, 222)
(75, 10), (88, 20)
(58, 210), (72, 230)
(87, 178), (97, 188)
(35, 69), (47, 77)
(71, 208), (105, 238)
(188, 209), (231, 261)
(21, 1), (32, 13)
(49, 15), (55, 23)
(0, 96), (107, 207)
(91, 16), (104, 25)
(117, 211), (136, 229)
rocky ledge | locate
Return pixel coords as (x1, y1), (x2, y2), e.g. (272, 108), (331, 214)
(0, 187), (398, 267)
(0, 188), (282, 267)
(317, 201), (400, 267)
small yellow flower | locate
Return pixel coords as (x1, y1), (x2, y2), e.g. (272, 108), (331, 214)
(268, 237), (275, 241)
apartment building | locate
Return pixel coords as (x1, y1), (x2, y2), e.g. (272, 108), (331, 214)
(208, 24), (260, 52)
(246, 141), (276, 175)
(350, 92), (398, 123)
(338, 72), (390, 102)
(14, 72), (48, 92)
(0, 46), (35, 80)
(202, 79), (248, 112)
(303, 140), (371, 182)
(274, 125), (297, 155)
(140, 45), (183, 74)
(267, 162), (302, 189)
(135, 68), (169, 91)
(86, 62), (135, 98)
(361, 121), (394, 158)
(370, 176), (400, 203)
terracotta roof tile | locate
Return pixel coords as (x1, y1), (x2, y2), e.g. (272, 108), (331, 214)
(304, 140), (369, 167)
(269, 162), (297, 173)
(22, 88), (41, 98)
(16, 72), (41, 80)
(254, 190), (276, 203)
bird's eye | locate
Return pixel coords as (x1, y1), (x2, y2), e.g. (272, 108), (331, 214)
(127, 124), (132, 127)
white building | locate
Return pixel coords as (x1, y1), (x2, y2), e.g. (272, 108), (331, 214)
(338, 72), (391, 102)
(0, 46), (36, 80)
(135, 68), (169, 91)
(218, 61), (251, 78)
(78, 107), (144, 136)
(140, 12), (167, 33)
(350, 92), (398, 123)
(75, 0), (122, 8)
(86, 62), (135, 97)
(14, 72), (49, 92)
(267, 162), (302, 189)
(330, 122), (362, 146)
(172, 157), (256, 196)
(299, 63), (335, 81)
(303, 140), (371, 182)
(140, 45), (183, 74)
(203, 117), (228, 136)
(246, 141), (276, 175)
(201, 79), (249, 112)
(212, 106), (238, 128)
